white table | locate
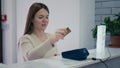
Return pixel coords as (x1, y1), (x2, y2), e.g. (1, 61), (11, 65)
(50, 47), (120, 68)
(1, 48), (120, 68)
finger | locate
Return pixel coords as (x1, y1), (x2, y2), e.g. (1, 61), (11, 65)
(56, 29), (67, 36)
(56, 32), (65, 36)
(56, 33), (64, 39)
(56, 30), (66, 34)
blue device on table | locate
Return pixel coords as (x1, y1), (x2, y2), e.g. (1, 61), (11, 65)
(62, 48), (89, 60)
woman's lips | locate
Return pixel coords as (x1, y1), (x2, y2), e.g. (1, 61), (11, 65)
(42, 24), (46, 27)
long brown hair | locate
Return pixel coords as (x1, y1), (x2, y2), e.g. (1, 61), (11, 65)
(24, 2), (49, 35)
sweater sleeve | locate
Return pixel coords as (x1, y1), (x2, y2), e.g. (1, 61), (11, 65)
(19, 35), (54, 61)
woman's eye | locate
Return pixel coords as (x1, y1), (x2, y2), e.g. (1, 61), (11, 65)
(38, 16), (43, 19)
(37, 15), (49, 19)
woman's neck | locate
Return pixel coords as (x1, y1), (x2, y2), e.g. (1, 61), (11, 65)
(33, 30), (47, 42)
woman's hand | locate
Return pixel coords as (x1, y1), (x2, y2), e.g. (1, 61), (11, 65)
(50, 28), (68, 44)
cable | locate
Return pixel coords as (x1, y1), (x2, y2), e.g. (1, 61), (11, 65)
(92, 58), (108, 68)
(91, 47), (111, 68)
(104, 47), (111, 61)
(99, 59), (108, 68)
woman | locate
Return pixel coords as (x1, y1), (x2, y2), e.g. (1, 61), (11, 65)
(18, 2), (68, 62)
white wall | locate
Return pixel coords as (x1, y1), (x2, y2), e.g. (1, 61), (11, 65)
(79, 0), (95, 49)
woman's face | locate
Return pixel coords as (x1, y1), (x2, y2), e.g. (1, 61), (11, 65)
(32, 8), (49, 32)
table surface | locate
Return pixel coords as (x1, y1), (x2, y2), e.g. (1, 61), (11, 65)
(0, 47), (120, 68)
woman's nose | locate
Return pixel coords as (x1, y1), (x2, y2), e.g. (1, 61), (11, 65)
(43, 18), (48, 23)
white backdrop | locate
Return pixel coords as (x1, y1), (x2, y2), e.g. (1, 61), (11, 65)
(17, 0), (95, 52)
(17, 0), (81, 53)
(16, 0), (95, 55)
(2, 0), (95, 64)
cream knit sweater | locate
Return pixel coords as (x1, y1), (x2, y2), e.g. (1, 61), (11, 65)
(17, 33), (58, 62)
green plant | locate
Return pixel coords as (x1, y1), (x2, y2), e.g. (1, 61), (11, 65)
(92, 12), (120, 38)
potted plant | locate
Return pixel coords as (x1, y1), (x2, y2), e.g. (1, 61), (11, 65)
(92, 12), (120, 48)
